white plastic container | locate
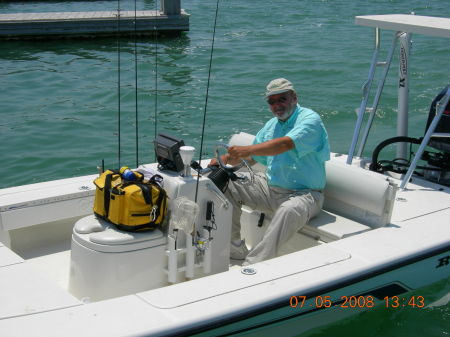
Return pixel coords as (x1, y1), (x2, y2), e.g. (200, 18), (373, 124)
(68, 215), (167, 302)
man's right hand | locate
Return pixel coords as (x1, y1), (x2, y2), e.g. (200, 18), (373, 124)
(208, 153), (232, 168)
(207, 158), (220, 168)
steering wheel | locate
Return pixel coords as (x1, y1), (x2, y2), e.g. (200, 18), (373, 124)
(214, 143), (254, 184)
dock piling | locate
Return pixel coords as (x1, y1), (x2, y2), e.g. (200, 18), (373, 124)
(161, 0), (181, 16)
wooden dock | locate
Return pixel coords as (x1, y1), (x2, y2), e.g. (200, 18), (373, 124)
(0, 10), (190, 39)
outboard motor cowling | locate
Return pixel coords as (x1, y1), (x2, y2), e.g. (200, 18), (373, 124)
(425, 84), (450, 153)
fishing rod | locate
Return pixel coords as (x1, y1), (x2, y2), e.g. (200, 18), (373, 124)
(194, 0), (221, 203)
(134, 0), (139, 168)
(116, 0), (158, 169)
(153, 0), (159, 160)
(117, 0), (142, 169)
(117, 0), (121, 168)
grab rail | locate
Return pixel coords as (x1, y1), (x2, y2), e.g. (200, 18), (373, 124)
(357, 32), (399, 157)
(347, 27), (381, 164)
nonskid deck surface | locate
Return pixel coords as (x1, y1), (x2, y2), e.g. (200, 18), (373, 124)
(22, 242), (72, 291)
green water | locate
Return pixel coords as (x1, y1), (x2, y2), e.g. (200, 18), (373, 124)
(0, 0), (449, 335)
(303, 277), (450, 337)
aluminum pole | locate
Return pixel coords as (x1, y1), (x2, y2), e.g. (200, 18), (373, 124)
(397, 32), (411, 159)
(357, 32), (399, 157)
(347, 28), (380, 164)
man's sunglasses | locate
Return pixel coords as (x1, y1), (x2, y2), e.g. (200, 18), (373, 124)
(267, 96), (288, 105)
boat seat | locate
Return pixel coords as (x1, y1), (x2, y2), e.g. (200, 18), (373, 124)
(300, 209), (371, 242)
(323, 160), (397, 229)
(241, 205), (373, 246)
(230, 132), (398, 246)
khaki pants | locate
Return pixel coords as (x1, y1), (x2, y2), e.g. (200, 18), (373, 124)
(225, 172), (323, 264)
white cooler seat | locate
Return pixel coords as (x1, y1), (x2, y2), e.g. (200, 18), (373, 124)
(300, 210), (371, 242)
(69, 215), (167, 302)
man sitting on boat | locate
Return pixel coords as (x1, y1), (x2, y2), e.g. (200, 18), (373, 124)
(210, 78), (330, 265)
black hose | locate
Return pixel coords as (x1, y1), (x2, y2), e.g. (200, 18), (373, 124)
(369, 136), (421, 172)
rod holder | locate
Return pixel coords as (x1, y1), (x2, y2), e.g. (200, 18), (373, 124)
(179, 146), (195, 178)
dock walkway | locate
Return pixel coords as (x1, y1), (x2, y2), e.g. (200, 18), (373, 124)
(0, 10), (189, 39)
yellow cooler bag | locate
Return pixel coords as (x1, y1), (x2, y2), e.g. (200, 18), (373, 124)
(93, 169), (122, 218)
(108, 178), (168, 231)
(93, 169), (168, 231)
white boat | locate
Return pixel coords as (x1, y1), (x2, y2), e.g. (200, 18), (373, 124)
(0, 14), (449, 337)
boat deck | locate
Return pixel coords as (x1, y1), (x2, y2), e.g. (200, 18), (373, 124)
(27, 243), (70, 291)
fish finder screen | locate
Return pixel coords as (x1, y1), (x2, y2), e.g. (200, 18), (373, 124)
(153, 133), (185, 172)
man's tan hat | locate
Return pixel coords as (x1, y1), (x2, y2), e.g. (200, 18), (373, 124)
(265, 78), (296, 97)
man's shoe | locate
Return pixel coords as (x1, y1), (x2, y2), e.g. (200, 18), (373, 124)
(230, 240), (249, 260)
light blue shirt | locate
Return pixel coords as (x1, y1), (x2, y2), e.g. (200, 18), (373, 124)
(252, 104), (330, 190)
